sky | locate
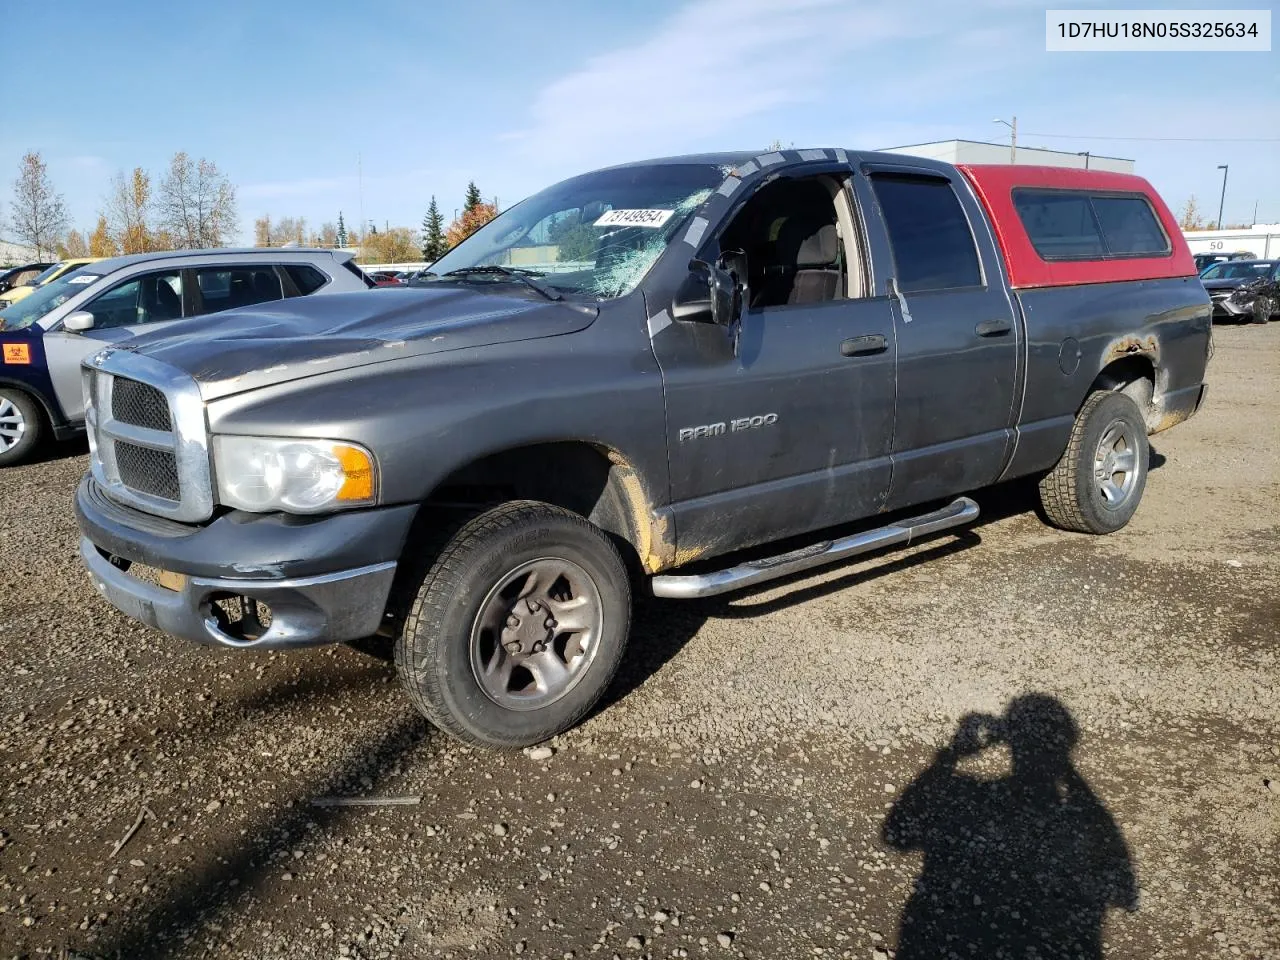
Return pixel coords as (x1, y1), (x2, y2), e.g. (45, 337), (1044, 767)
(3, 0), (1277, 246)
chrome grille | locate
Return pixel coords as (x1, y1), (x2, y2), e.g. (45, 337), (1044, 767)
(111, 378), (172, 431)
(115, 444), (181, 501)
(83, 350), (214, 523)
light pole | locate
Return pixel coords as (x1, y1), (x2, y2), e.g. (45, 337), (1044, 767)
(1216, 165), (1228, 230)
(993, 116), (1017, 163)
(1077, 151), (1090, 169)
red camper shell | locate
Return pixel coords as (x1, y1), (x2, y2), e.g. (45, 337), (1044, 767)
(957, 165), (1196, 290)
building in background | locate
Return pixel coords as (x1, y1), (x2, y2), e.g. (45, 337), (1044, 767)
(0, 239), (40, 265)
(1182, 224), (1280, 259)
(879, 139), (1134, 174)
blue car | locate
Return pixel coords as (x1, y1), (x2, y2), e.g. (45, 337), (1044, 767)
(0, 248), (372, 466)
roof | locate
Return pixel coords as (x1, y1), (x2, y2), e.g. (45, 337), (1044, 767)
(957, 165), (1196, 288)
(84, 247), (348, 274)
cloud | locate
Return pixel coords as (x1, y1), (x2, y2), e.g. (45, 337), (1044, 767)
(239, 176), (352, 200)
(505, 0), (1029, 173)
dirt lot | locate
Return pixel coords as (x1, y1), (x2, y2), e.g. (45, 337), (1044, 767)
(1, 324), (1276, 960)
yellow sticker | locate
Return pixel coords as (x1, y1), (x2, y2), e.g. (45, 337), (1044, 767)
(2, 343), (31, 365)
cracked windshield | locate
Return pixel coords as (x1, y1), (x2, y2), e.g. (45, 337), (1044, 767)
(421, 164), (724, 298)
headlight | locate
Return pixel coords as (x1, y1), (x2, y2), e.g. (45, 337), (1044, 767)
(212, 436), (377, 513)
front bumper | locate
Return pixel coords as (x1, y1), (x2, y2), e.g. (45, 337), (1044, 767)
(76, 476), (413, 649)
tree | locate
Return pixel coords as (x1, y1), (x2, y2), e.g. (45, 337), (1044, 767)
(1178, 195), (1205, 231)
(463, 181), (483, 213)
(157, 151), (237, 249)
(359, 226), (420, 263)
(318, 221), (338, 247)
(336, 212), (348, 247)
(547, 213), (596, 262)
(10, 151), (70, 258)
(253, 215), (272, 247)
(58, 229), (89, 258)
(445, 202), (498, 250)
(88, 215), (120, 257)
(105, 167), (154, 254)
(421, 196), (447, 261)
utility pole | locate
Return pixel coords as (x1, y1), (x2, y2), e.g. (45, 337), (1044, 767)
(358, 153), (365, 245)
(1216, 165), (1228, 230)
(1077, 151), (1090, 169)
(993, 116), (1017, 164)
(1252, 199), (1258, 225)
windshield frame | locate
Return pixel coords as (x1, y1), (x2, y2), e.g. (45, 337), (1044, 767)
(0, 268), (105, 330)
(421, 162), (730, 302)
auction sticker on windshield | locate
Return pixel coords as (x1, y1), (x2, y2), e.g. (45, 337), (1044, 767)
(594, 209), (675, 228)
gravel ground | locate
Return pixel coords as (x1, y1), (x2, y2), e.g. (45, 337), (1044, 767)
(1, 324), (1276, 960)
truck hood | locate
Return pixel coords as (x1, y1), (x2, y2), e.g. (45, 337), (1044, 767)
(118, 286), (599, 400)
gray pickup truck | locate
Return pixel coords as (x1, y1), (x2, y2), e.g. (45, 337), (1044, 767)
(75, 150), (1210, 747)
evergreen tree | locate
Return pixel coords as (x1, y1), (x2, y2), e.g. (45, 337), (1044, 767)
(421, 196), (447, 262)
(464, 181), (482, 213)
(336, 211), (347, 247)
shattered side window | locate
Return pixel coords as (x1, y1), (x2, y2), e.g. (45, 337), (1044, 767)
(425, 165), (725, 299)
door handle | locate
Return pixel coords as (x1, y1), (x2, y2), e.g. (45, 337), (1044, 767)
(840, 334), (888, 357)
(975, 318), (1013, 337)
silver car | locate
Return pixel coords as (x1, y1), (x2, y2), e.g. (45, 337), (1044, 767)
(0, 248), (373, 466)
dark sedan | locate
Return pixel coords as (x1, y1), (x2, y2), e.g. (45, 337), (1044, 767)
(1199, 259), (1280, 322)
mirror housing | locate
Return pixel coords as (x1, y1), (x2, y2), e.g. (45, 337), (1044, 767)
(672, 259), (742, 327)
(63, 311), (95, 332)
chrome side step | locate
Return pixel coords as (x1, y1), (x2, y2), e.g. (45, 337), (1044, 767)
(650, 497), (979, 600)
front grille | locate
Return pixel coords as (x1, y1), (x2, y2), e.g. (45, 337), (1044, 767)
(115, 443), (181, 501)
(112, 378), (172, 431)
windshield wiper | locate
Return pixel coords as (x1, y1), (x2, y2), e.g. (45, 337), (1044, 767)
(441, 265), (562, 301)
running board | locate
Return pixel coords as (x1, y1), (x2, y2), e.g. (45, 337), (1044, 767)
(650, 497), (980, 600)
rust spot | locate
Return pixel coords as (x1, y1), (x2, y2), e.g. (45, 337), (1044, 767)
(1102, 334), (1160, 367)
(605, 450), (675, 573)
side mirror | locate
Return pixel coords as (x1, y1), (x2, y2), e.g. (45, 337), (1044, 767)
(63, 311), (95, 332)
(672, 259), (742, 327)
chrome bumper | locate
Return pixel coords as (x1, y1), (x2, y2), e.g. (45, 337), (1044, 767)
(80, 537), (396, 650)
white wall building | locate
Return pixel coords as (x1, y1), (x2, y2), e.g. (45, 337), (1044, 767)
(0, 239), (40, 265)
(879, 139), (1135, 174)
(1181, 225), (1280, 260)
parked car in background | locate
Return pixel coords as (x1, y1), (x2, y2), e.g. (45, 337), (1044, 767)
(0, 247), (372, 465)
(368, 270), (406, 287)
(0, 258), (99, 306)
(1199, 259), (1280, 322)
(1193, 250), (1255, 274)
(0, 262), (55, 296)
(72, 151), (1210, 748)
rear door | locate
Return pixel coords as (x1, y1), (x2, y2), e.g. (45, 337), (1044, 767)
(864, 167), (1020, 510)
(43, 269), (186, 421)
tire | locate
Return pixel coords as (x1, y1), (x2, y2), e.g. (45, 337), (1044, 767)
(394, 500), (631, 748)
(0, 388), (43, 468)
(1249, 297), (1270, 324)
(1038, 390), (1149, 534)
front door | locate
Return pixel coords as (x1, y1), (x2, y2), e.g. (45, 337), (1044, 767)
(651, 171), (897, 558)
(866, 170), (1020, 510)
(44, 269), (186, 421)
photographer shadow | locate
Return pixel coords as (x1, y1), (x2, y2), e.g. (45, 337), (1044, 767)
(884, 694), (1138, 960)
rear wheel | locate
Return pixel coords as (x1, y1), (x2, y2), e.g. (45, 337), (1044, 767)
(394, 501), (631, 747)
(1039, 390), (1149, 534)
(0, 389), (43, 467)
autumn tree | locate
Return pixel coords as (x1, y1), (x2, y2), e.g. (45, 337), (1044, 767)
(10, 151), (69, 257)
(336, 212), (348, 247)
(89, 215), (120, 257)
(58, 229), (89, 258)
(318, 222), (338, 247)
(1178, 195), (1205, 230)
(421, 196), (447, 261)
(359, 226), (420, 263)
(445, 202), (497, 250)
(463, 181), (482, 213)
(105, 168), (155, 253)
(158, 151), (237, 248)
(253, 215), (272, 247)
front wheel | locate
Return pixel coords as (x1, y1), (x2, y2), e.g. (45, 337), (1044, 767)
(0, 388), (43, 468)
(1038, 390), (1149, 534)
(394, 501), (631, 747)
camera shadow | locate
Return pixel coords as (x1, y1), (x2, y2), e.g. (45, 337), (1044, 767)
(884, 694), (1138, 960)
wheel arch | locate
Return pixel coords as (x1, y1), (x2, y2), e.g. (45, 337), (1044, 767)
(401, 440), (673, 576)
(1086, 346), (1161, 432)
(0, 377), (58, 429)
